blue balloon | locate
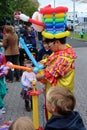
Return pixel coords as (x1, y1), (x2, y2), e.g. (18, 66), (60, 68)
(45, 23), (53, 28)
(55, 23), (65, 28)
(20, 37), (44, 72)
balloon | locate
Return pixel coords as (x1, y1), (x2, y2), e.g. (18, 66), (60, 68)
(40, 5), (69, 39)
(42, 31), (54, 39)
(29, 18), (44, 27)
(55, 13), (67, 18)
(15, 5), (70, 39)
(55, 18), (65, 23)
(45, 23), (53, 28)
(43, 14), (53, 18)
(55, 23), (65, 28)
(6, 62), (32, 72)
(32, 12), (44, 32)
(20, 14), (29, 21)
(45, 23), (65, 28)
(46, 28), (64, 33)
(14, 13), (45, 29)
(42, 31), (70, 39)
(43, 13), (67, 19)
(40, 6), (68, 14)
(55, 31), (70, 38)
(54, 6), (68, 13)
(19, 37), (44, 73)
(45, 18), (53, 23)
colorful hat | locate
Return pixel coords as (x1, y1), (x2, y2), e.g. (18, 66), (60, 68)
(14, 4), (70, 39)
(39, 5), (70, 39)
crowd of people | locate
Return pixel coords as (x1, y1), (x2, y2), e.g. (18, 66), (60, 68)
(0, 24), (52, 114)
(0, 4), (86, 129)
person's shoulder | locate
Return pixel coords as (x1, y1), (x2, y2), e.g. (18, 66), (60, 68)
(22, 71), (27, 75)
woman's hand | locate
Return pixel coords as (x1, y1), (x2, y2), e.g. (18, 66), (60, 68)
(4, 70), (9, 75)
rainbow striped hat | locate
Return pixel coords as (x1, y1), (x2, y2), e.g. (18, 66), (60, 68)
(39, 5), (70, 39)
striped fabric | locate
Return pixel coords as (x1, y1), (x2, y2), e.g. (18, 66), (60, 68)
(44, 44), (77, 85)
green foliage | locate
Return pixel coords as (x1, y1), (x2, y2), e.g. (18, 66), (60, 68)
(0, 0), (10, 24)
(0, 0), (39, 25)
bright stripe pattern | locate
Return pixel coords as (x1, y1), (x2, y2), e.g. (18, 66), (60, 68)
(40, 5), (70, 39)
(44, 45), (77, 85)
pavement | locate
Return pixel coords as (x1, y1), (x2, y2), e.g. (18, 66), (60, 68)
(1, 42), (87, 129)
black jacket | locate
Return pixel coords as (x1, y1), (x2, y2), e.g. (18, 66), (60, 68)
(44, 111), (86, 130)
(37, 48), (52, 61)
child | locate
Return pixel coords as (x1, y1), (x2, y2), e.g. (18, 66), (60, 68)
(0, 53), (9, 114)
(37, 39), (52, 62)
(20, 60), (36, 112)
(45, 87), (86, 130)
(8, 116), (35, 130)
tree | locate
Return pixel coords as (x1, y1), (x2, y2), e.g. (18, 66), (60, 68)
(9, 0), (39, 17)
(0, 0), (11, 25)
(0, 0), (39, 26)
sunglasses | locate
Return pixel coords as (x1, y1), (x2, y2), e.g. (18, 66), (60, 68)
(48, 41), (56, 48)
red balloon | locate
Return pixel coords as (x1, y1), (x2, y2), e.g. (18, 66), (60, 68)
(40, 6), (68, 14)
(29, 18), (45, 27)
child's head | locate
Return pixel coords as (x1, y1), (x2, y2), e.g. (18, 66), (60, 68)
(8, 116), (35, 130)
(24, 60), (32, 68)
(46, 87), (76, 115)
(42, 39), (50, 50)
(3, 25), (14, 34)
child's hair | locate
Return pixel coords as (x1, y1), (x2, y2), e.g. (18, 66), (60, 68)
(46, 87), (76, 115)
(8, 116), (35, 130)
(24, 60), (32, 67)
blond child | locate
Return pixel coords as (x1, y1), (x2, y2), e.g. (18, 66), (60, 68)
(8, 116), (35, 130)
(45, 87), (86, 130)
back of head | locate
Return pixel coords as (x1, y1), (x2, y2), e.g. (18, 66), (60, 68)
(4, 25), (14, 33)
(46, 87), (76, 115)
(8, 117), (35, 130)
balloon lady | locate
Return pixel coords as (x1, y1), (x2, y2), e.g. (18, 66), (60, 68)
(14, 4), (73, 130)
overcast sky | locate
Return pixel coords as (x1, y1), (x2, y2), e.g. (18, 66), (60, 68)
(38, 0), (87, 12)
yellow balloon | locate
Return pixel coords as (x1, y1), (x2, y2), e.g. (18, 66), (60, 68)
(55, 13), (67, 18)
(42, 31), (70, 39)
(42, 31), (54, 39)
(43, 14), (53, 18)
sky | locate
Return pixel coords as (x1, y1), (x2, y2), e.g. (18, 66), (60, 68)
(38, 0), (87, 12)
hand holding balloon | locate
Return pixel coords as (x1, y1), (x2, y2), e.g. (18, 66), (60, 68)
(6, 62), (33, 72)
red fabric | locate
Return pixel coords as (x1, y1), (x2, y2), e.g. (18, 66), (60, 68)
(44, 70), (57, 86)
(0, 54), (6, 66)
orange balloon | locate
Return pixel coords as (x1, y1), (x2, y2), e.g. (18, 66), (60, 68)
(6, 63), (32, 72)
